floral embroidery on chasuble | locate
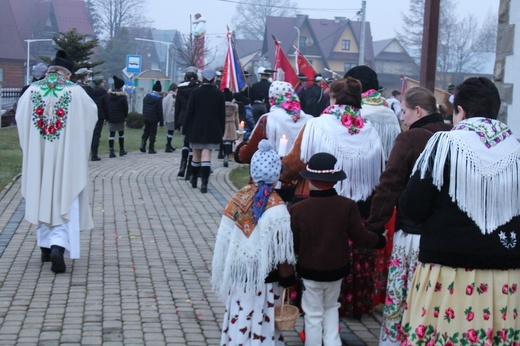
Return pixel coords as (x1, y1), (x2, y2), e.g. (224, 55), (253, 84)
(223, 184), (285, 238)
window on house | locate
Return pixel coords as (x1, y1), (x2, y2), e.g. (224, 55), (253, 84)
(299, 36), (307, 49)
(0, 68), (3, 82)
(342, 39), (351, 51)
(344, 63), (357, 72)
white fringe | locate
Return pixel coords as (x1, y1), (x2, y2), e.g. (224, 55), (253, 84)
(413, 131), (520, 234)
(211, 205), (296, 302)
(361, 105), (401, 160)
(300, 117), (384, 201)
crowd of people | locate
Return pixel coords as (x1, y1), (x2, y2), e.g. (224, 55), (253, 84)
(15, 49), (520, 345)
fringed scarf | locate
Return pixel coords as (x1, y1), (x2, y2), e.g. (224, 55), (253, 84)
(412, 117), (520, 234)
(211, 184), (295, 302)
(300, 105), (385, 201)
(264, 107), (313, 155)
(360, 89), (401, 160)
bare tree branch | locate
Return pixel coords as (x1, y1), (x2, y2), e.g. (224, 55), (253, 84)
(91, 0), (151, 39)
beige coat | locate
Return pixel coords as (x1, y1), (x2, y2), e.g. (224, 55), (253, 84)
(223, 101), (239, 141)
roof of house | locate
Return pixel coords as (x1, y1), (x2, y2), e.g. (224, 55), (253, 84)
(373, 38), (394, 57)
(0, 0), (27, 60)
(262, 15), (374, 68)
(235, 39), (262, 59)
(52, 0), (95, 36)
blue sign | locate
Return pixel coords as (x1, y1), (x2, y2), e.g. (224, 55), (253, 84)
(126, 55), (142, 74)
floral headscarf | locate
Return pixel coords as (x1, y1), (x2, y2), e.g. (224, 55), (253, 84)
(268, 81), (301, 122)
(322, 104), (365, 135)
(362, 89), (388, 107)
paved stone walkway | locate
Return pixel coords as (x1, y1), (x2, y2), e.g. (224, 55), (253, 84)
(0, 149), (382, 345)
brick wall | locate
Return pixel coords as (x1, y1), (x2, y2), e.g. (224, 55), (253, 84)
(0, 60), (25, 88)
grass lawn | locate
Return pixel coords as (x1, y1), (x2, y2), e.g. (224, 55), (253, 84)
(0, 125), (185, 191)
(229, 164), (250, 190)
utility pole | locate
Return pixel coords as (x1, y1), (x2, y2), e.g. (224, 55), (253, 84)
(358, 0), (366, 66)
(420, 0), (440, 92)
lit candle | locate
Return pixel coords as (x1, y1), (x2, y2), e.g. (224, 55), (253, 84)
(278, 134), (288, 156)
(238, 121), (244, 132)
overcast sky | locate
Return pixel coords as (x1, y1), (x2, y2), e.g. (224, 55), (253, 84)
(147, 0), (499, 40)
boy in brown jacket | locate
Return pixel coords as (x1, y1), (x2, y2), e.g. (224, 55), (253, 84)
(290, 152), (386, 346)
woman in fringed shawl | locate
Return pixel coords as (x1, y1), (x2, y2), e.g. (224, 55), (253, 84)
(212, 140), (296, 345)
(280, 77), (385, 318)
(236, 81), (313, 202)
(398, 77), (520, 345)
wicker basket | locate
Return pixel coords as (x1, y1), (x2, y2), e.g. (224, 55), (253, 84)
(274, 289), (299, 331)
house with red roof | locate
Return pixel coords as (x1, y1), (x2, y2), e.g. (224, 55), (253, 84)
(0, 0), (94, 88)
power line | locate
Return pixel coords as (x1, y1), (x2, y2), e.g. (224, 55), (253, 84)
(214, 0), (358, 12)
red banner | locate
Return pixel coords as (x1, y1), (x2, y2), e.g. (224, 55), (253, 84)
(295, 48), (328, 90)
(273, 40), (300, 88)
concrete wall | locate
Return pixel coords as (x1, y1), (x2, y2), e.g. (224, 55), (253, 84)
(495, 0), (518, 131)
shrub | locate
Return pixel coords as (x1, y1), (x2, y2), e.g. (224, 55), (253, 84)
(126, 112), (144, 129)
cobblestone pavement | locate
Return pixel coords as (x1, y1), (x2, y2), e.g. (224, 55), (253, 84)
(0, 149), (382, 345)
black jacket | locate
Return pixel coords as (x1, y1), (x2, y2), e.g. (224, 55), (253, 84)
(400, 167), (520, 269)
(250, 79), (271, 111)
(174, 80), (200, 129)
(92, 85), (107, 121)
(183, 84), (226, 144)
(303, 84), (329, 117)
(103, 90), (128, 124)
(142, 92), (164, 125)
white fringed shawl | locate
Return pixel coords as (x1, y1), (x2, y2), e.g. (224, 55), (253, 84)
(211, 203), (296, 302)
(360, 104), (401, 161)
(300, 115), (385, 201)
(412, 117), (520, 234)
(264, 107), (313, 154)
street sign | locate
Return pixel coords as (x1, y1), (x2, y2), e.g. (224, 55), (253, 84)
(122, 67), (134, 79)
(126, 55), (142, 74)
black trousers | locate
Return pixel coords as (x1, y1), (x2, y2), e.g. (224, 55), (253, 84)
(91, 118), (104, 151)
(142, 120), (158, 143)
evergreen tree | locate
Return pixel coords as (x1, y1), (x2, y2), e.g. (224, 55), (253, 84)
(41, 28), (104, 81)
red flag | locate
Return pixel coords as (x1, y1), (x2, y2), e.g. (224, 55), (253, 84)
(295, 48), (328, 90)
(221, 30), (246, 92)
(273, 39), (299, 88)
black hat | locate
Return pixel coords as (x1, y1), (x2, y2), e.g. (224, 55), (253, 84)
(344, 65), (379, 93)
(92, 76), (105, 85)
(113, 75), (124, 89)
(51, 50), (74, 72)
(297, 73), (307, 81)
(299, 152), (346, 182)
(153, 80), (162, 92)
(244, 70), (250, 77)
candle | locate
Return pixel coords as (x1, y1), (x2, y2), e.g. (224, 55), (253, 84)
(238, 121), (244, 132)
(278, 134), (288, 156)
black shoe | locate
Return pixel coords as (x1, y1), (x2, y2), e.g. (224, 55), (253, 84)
(223, 156), (229, 167)
(165, 145), (175, 153)
(109, 150), (116, 158)
(41, 247), (51, 263)
(91, 155), (101, 161)
(140, 147), (146, 153)
(50, 246), (66, 273)
(119, 149), (127, 156)
(149, 149), (157, 154)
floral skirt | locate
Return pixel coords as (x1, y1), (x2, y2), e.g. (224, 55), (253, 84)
(379, 230), (420, 345)
(220, 283), (285, 345)
(373, 209), (397, 307)
(399, 263), (520, 345)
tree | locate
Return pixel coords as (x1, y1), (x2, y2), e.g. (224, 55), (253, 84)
(84, 0), (101, 36)
(173, 34), (216, 70)
(231, 0), (299, 40)
(89, 0), (151, 39)
(98, 28), (134, 80)
(41, 28), (103, 81)
(397, 0), (497, 76)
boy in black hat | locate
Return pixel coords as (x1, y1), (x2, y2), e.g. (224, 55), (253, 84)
(140, 81), (164, 154)
(289, 152), (386, 346)
(104, 75), (129, 157)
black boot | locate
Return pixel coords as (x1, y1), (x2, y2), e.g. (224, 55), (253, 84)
(148, 142), (157, 154)
(119, 138), (127, 156)
(185, 154), (193, 181)
(40, 247), (51, 263)
(200, 165), (211, 193)
(91, 149), (101, 161)
(223, 143), (232, 167)
(165, 138), (175, 152)
(140, 139), (146, 153)
(190, 164), (201, 188)
(109, 139), (116, 158)
(217, 142), (224, 159)
(50, 245), (66, 273)
(177, 149), (189, 177)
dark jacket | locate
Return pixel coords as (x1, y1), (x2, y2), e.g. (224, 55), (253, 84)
(400, 169), (520, 269)
(174, 80), (200, 129)
(142, 92), (164, 125)
(290, 189), (386, 282)
(183, 84), (226, 144)
(367, 114), (452, 234)
(250, 79), (271, 111)
(103, 90), (128, 124)
(251, 102), (267, 124)
(92, 85), (107, 121)
(78, 81), (94, 98)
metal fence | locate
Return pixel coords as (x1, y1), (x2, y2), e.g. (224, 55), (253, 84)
(1, 87), (22, 106)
